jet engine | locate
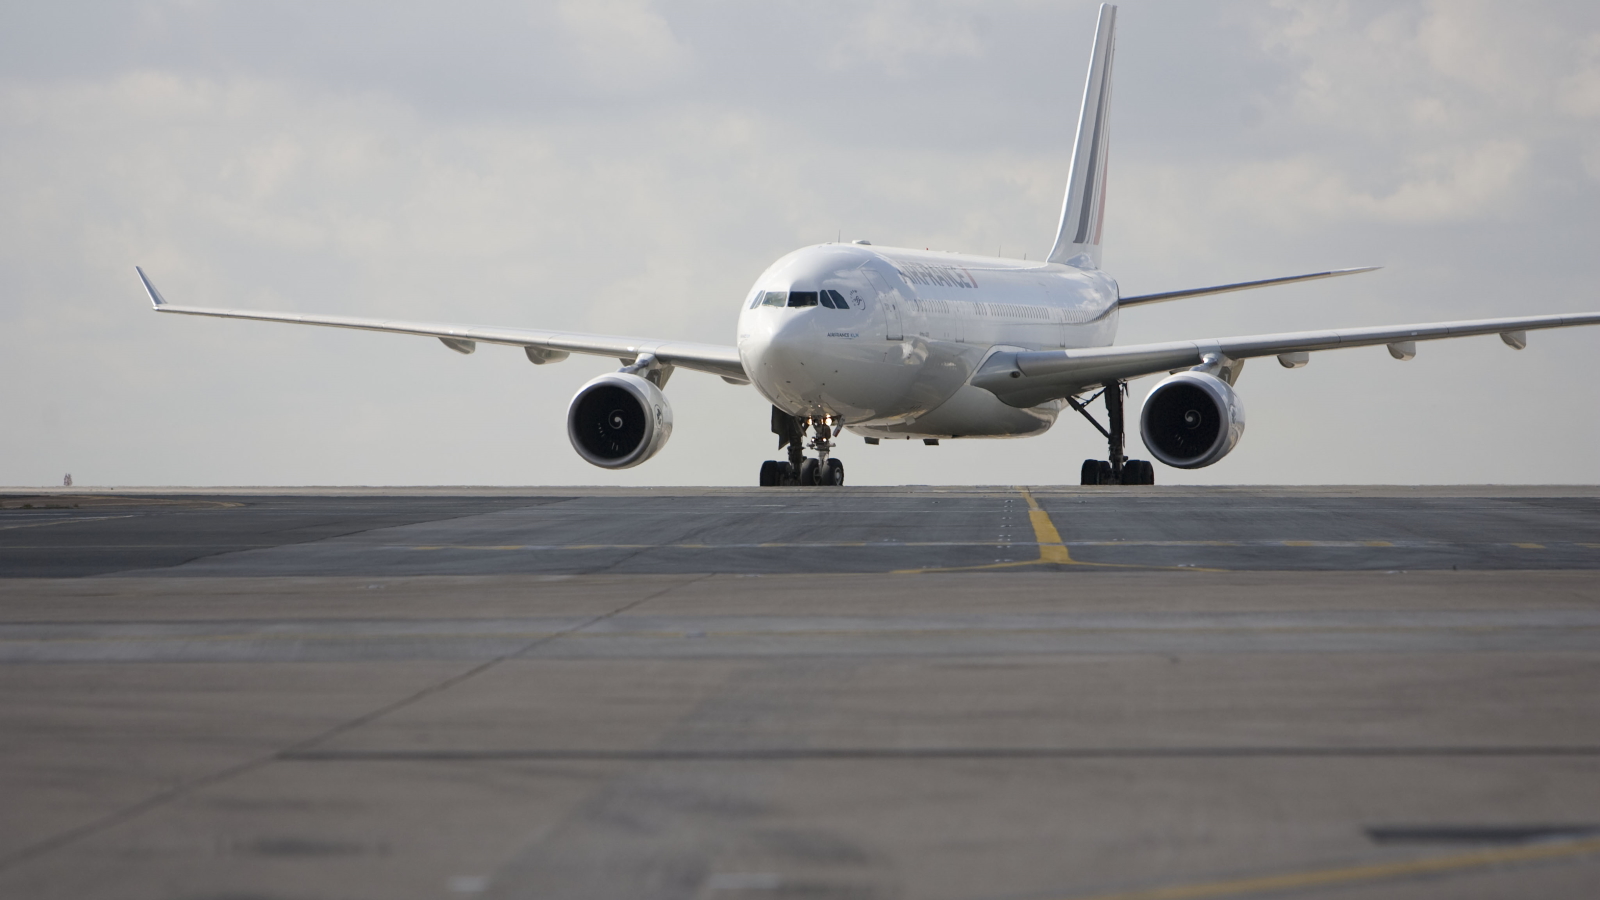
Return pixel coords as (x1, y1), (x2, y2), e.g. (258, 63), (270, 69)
(1138, 371), (1246, 469)
(566, 373), (673, 468)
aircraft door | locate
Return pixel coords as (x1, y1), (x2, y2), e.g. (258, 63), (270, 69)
(862, 269), (904, 340)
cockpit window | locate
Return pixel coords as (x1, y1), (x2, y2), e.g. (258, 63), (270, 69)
(823, 289), (849, 309)
(787, 291), (818, 307)
(761, 291), (788, 307)
(750, 292), (765, 309)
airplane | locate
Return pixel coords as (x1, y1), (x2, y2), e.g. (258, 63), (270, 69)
(137, 4), (1600, 487)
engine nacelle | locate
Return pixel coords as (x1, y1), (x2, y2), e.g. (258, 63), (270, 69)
(566, 373), (673, 469)
(1138, 371), (1246, 469)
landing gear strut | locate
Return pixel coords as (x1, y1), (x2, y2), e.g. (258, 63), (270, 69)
(759, 407), (845, 486)
(1072, 381), (1155, 486)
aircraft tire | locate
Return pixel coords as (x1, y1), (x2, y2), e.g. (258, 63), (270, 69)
(1097, 460), (1113, 484)
(1080, 459), (1101, 485)
(798, 458), (820, 486)
(823, 458), (844, 486)
(759, 460), (780, 487)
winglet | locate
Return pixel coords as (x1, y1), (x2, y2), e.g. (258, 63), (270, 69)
(135, 266), (168, 308)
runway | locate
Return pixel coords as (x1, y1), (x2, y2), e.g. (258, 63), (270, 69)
(4, 485), (1600, 578)
(2, 486), (1599, 899)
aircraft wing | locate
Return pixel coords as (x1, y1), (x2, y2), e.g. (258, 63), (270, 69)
(972, 310), (1600, 408)
(137, 267), (748, 383)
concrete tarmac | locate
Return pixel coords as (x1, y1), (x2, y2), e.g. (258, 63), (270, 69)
(2, 486), (1599, 899)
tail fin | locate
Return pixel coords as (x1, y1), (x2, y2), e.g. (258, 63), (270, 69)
(1047, 3), (1117, 269)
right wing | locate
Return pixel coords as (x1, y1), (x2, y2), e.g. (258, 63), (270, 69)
(138, 267), (749, 383)
(973, 310), (1600, 408)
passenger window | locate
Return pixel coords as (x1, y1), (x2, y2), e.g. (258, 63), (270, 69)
(762, 291), (788, 307)
(788, 291), (818, 307)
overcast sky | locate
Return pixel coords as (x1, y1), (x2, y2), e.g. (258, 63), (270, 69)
(4, 0), (1599, 487)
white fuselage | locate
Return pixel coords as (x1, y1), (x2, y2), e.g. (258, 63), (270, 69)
(737, 244), (1118, 438)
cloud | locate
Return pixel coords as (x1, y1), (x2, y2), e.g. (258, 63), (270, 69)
(1560, 33), (1600, 118)
(1200, 139), (1531, 226)
(827, 3), (988, 76)
(1263, 0), (1600, 133)
(554, 0), (692, 92)
(1097, 0), (1587, 249)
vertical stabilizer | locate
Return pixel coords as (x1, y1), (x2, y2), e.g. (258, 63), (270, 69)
(1047, 4), (1117, 268)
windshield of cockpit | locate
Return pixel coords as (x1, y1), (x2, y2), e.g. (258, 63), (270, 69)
(751, 289), (854, 309)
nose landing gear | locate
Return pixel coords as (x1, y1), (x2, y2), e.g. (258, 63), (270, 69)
(1071, 380), (1156, 486)
(759, 408), (846, 486)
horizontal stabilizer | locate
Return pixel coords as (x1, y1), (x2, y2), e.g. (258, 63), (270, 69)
(1119, 266), (1381, 308)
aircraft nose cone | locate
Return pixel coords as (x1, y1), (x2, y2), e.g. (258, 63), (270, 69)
(742, 309), (821, 410)
(766, 311), (823, 369)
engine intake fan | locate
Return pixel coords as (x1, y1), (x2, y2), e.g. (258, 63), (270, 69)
(1138, 371), (1245, 469)
(566, 373), (673, 469)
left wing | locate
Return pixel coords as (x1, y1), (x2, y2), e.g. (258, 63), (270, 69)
(137, 268), (748, 383)
(973, 310), (1600, 408)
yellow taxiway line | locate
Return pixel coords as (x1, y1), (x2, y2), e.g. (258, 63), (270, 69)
(893, 488), (1225, 574)
(1063, 834), (1600, 900)
(0, 514), (140, 531)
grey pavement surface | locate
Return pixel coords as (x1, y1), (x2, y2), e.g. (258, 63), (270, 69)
(2, 487), (1599, 899)
(4, 486), (1600, 577)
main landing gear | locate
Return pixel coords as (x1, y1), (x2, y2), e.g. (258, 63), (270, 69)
(1071, 380), (1155, 486)
(759, 407), (845, 486)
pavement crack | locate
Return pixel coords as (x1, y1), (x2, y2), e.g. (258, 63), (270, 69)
(0, 571), (705, 875)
